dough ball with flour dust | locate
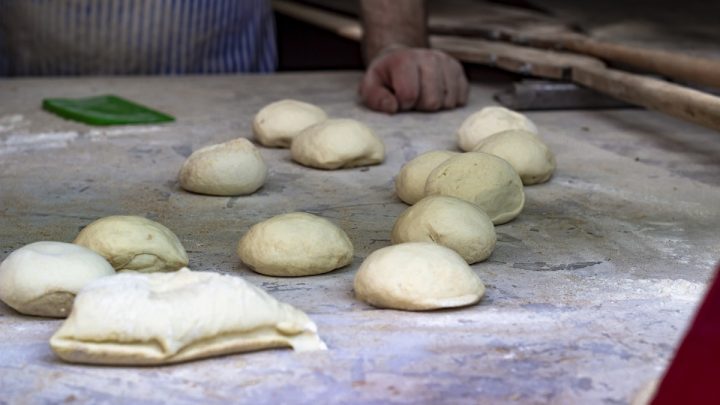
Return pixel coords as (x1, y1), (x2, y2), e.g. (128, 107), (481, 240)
(238, 212), (353, 277)
(50, 268), (326, 365)
(253, 99), (328, 148)
(473, 129), (556, 185)
(425, 152), (524, 225)
(74, 215), (188, 273)
(395, 150), (459, 205)
(457, 106), (538, 152)
(391, 196), (496, 264)
(179, 138), (267, 196)
(0, 242), (114, 317)
(291, 119), (385, 169)
(353, 242), (485, 311)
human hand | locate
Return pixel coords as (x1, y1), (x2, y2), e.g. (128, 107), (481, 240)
(359, 47), (469, 114)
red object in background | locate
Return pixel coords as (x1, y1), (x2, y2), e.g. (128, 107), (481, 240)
(652, 263), (720, 404)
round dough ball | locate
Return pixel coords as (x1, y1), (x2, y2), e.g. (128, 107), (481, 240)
(395, 150), (459, 205)
(238, 212), (353, 277)
(391, 196), (496, 264)
(74, 215), (188, 273)
(353, 242), (485, 311)
(457, 106), (538, 152)
(253, 99), (328, 148)
(473, 129), (556, 185)
(179, 138), (267, 196)
(290, 119), (385, 169)
(0, 241), (115, 317)
(425, 152), (524, 225)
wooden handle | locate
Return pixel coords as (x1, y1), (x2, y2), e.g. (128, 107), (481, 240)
(272, 0), (362, 41)
(573, 64), (720, 130)
(431, 35), (603, 80)
(555, 33), (720, 89)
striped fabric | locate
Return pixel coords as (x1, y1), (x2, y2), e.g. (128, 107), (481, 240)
(0, 0), (277, 76)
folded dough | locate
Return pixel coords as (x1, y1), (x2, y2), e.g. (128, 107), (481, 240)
(456, 106), (538, 152)
(178, 138), (268, 196)
(290, 118), (385, 169)
(395, 150), (459, 205)
(472, 129), (556, 185)
(253, 99), (328, 148)
(354, 242), (485, 311)
(391, 196), (496, 264)
(424, 152), (525, 225)
(74, 215), (188, 273)
(50, 268), (326, 365)
(238, 212), (354, 277)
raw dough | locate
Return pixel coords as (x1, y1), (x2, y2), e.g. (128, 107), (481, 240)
(391, 196), (496, 264)
(253, 99), (328, 148)
(74, 215), (188, 273)
(457, 106), (538, 152)
(50, 268), (326, 365)
(353, 242), (485, 311)
(0, 242), (114, 318)
(473, 129), (556, 185)
(179, 138), (267, 196)
(425, 152), (525, 225)
(395, 150), (459, 205)
(238, 212), (353, 277)
(290, 118), (385, 169)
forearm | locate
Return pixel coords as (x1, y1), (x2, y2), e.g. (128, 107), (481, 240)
(360, 0), (428, 63)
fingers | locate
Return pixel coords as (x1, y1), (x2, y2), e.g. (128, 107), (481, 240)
(359, 65), (399, 114)
(389, 56), (421, 111)
(358, 48), (469, 113)
(436, 54), (469, 109)
(409, 51), (468, 111)
(416, 53), (446, 111)
(441, 58), (459, 110)
(455, 61), (470, 106)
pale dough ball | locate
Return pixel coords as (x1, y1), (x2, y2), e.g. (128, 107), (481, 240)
(253, 99), (328, 148)
(290, 118), (385, 169)
(391, 196), (496, 264)
(395, 150), (459, 205)
(179, 138), (267, 196)
(353, 242), (485, 311)
(0, 242), (114, 318)
(457, 106), (538, 152)
(473, 129), (556, 185)
(238, 212), (353, 277)
(50, 268), (326, 365)
(74, 215), (188, 273)
(425, 152), (525, 225)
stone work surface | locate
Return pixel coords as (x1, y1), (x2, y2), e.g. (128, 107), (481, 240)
(1, 73), (718, 404)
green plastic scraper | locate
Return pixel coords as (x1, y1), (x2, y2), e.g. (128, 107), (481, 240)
(42, 95), (175, 126)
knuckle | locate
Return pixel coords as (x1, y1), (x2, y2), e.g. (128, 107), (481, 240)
(396, 84), (419, 102)
(422, 95), (443, 110)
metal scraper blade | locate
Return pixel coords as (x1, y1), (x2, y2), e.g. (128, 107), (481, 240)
(495, 79), (634, 110)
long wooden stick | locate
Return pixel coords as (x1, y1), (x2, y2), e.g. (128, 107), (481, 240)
(572, 64), (720, 130)
(530, 32), (720, 89)
(272, 0), (362, 41)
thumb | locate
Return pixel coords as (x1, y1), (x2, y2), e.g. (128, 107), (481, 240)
(359, 68), (399, 114)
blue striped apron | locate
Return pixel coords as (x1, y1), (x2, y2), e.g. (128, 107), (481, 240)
(0, 0), (277, 76)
